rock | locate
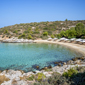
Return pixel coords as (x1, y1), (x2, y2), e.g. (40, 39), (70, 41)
(44, 67), (48, 70)
(43, 72), (52, 77)
(1, 80), (13, 85)
(59, 61), (63, 63)
(36, 66), (39, 69)
(54, 62), (59, 64)
(74, 60), (81, 64)
(40, 67), (48, 70)
(19, 70), (24, 74)
(48, 65), (52, 69)
(2, 70), (7, 74)
(72, 57), (78, 61)
(32, 71), (36, 73)
(80, 56), (85, 60)
(63, 62), (66, 65)
(12, 79), (17, 85)
(67, 60), (74, 65)
(58, 63), (61, 66)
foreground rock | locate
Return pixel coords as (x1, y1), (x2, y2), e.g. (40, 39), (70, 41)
(0, 56), (85, 85)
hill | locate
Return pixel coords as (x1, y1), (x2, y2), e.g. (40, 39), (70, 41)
(0, 20), (85, 39)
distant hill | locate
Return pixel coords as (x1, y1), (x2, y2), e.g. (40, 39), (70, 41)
(0, 20), (85, 39)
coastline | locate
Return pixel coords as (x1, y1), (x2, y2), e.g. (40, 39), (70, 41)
(34, 40), (85, 56)
(0, 40), (85, 85)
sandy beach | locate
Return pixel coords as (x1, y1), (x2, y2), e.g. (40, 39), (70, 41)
(34, 40), (85, 56)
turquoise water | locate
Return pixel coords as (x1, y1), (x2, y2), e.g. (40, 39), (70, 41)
(0, 43), (82, 72)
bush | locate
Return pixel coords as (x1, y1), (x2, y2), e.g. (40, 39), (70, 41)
(43, 32), (48, 36)
(13, 30), (18, 33)
(4, 30), (8, 34)
(35, 73), (46, 82)
(51, 34), (54, 38)
(43, 27), (49, 30)
(28, 34), (32, 39)
(27, 75), (34, 81)
(63, 68), (78, 78)
(18, 33), (26, 39)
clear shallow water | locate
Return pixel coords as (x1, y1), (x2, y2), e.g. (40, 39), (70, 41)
(0, 43), (82, 72)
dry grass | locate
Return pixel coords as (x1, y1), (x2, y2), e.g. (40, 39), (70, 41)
(12, 79), (17, 85)
(20, 76), (29, 80)
(0, 75), (9, 84)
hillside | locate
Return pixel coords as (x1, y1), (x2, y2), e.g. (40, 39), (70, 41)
(0, 20), (85, 39)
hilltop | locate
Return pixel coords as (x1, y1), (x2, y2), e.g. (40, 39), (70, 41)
(0, 20), (85, 40)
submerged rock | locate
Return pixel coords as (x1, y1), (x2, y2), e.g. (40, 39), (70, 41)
(54, 62), (59, 64)
(48, 65), (52, 69)
(36, 66), (39, 69)
(58, 63), (61, 66)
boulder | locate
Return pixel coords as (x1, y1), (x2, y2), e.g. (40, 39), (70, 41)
(48, 65), (52, 69)
(72, 57), (78, 61)
(63, 62), (66, 65)
(80, 56), (85, 60)
(67, 60), (74, 65)
(54, 62), (59, 64)
(74, 60), (81, 64)
(36, 66), (39, 69)
(58, 63), (61, 66)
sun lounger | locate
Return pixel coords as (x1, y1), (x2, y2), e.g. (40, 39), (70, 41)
(74, 39), (82, 44)
(57, 38), (66, 42)
(53, 38), (58, 41)
(69, 38), (76, 43)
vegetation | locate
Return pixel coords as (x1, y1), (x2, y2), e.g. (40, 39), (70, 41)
(0, 20), (85, 39)
(43, 32), (48, 36)
(34, 66), (85, 85)
(0, 75), (9, 84)
(63, 68), (78, 78)
(58, 23), (85, 39)
(27, 75), (34, 81)
(35, 73), (46, 82)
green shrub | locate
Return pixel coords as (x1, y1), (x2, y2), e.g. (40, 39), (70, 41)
(13, 30), (18, 33)
(28, 34), (32, 39)
(27, 75), (34, 81)
(18, 33), (26, 39)
(43, 32), (48, 36)
(63, 68), (78, 78)
(51, 34), (54, 38)
(4, 30), (8, 34)
(43, 27), (49, 30)
(36, 73), (46, 82)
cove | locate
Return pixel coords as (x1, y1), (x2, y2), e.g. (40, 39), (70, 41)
(0, 43), (82, 72)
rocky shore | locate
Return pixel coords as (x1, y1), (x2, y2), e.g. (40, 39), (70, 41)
(0, 56), (85, 85)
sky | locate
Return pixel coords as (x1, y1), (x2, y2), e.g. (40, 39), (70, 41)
(0, 0), (85, 28)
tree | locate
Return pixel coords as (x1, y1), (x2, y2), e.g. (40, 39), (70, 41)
(65, 19), (68, 27)
(75, 23), (85, 37)
(60, 31), (65, 37)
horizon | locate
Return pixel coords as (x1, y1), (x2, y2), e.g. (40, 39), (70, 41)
(0, 0), (85, 28)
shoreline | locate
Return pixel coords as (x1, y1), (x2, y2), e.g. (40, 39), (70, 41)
(34, 40), (85, 56)
(0, 40), (85, 85)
